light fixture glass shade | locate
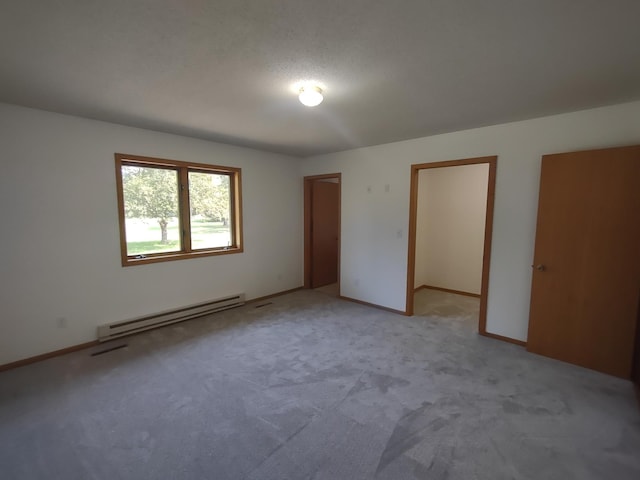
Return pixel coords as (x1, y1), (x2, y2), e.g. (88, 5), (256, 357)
(299, 85), (323, 107)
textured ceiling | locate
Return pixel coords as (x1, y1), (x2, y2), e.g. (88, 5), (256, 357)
(1, 1), (639, 157)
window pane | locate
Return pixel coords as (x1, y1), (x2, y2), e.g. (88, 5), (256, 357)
(188, 171), (232, 249)
(121, 165), (181, 256)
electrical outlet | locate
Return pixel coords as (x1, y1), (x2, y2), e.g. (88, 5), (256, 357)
(366, 185), (372, 193)
(56, 317), (67, 328)
(384, 184), (390, 192)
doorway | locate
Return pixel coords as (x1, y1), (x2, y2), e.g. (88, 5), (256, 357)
(304, 174), (341, 294)
(406, 156), (498, 339)
(527, 145), (640, 378)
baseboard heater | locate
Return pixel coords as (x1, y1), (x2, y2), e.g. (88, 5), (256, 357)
(97, 293), (245, 342)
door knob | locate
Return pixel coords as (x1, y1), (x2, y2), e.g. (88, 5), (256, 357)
(533, 264), (546, 271)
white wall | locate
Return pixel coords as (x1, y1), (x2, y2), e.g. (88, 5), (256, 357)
(415, 164), (488, 295)
(0, 103), (303, 364)
(300, 100), (640, 342)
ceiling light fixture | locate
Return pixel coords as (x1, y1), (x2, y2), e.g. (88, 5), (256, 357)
(298, 85), (323, 107)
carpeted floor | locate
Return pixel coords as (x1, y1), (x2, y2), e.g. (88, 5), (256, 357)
(0, 289), (639, 479)
(313, 282), (339, 297)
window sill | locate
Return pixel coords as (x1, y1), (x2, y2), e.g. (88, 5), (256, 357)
(121, 246), (243, 267)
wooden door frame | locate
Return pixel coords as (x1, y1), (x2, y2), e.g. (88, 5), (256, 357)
(304, 173), (342, 291)
(406, 156), (500, 340)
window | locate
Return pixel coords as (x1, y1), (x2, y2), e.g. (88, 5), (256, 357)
(115, 153), (242, 266)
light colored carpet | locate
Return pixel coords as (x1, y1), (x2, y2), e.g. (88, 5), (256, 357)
(0, 289), (638, 479)
(314, 282), (339, 297)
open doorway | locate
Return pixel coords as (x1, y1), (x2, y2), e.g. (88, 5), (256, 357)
(406, 157), (497, 338)
(304, 173), (341, 296)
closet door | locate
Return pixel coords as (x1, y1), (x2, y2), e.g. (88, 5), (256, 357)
(527, 145), (640, 378)
(310, 181), (339, 288)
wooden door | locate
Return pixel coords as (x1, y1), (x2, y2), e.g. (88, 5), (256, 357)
(527, 145), (640, 378)
(311, 181), (339, 288)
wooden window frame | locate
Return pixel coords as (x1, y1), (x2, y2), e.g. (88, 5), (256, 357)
(115, 153), (243, 267)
